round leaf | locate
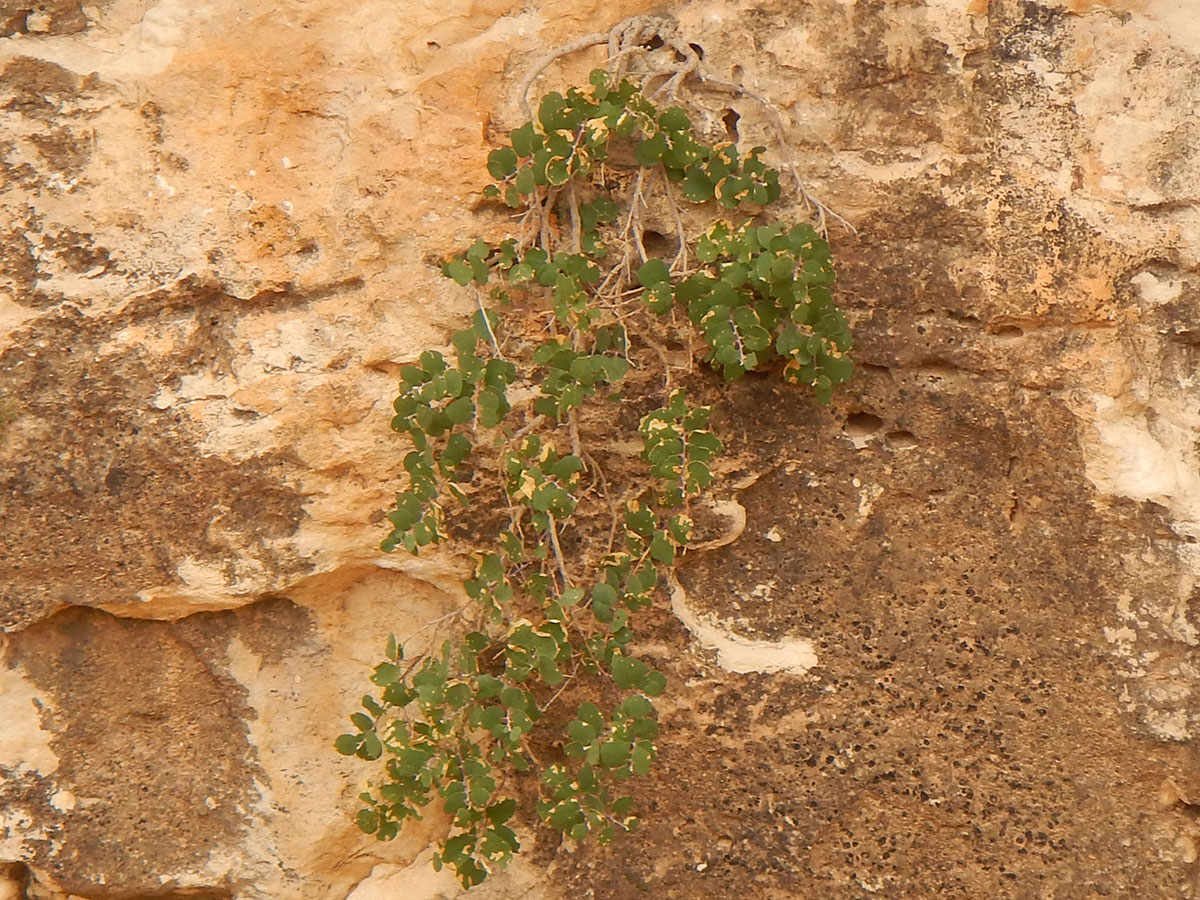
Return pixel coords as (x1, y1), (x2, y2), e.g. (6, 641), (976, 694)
(637, 258), (670, 288)
(487, 147), (519, 179)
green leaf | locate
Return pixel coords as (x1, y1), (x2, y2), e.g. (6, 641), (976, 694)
(632, 743), (653, 776)
(476, 674), (504, 701)
(444, 397), (474, 425)
(642, 282), (673, 315)
(599, 740), (631, 767)
(577, 701), (603, 730)
(814, 374), (834, 405)
(538, 91), (567, 130)
(611, 655), (645, 691)
(681, 167), (714, 203)
(487, 798), (517, 825)
(589, 68), (611, 97)
(649, 534), (675, 564)
(356, 808), (380, 834)
(546, 157), (570, 185)
(635, 133), (667, 166)
(487, 147), (518, 179)
(444, 260), (473, 286)
(358, 731), (383, 760)
(443, 432), (473, 467)
(641, 670), (667, 696)
(451, 328), (477, 357)
(510, 123), (542, 158)
(477, 389), (505, 427)
(547, 801), (583, 832)
(514, 166), (537, 195)
(621, 694), (654, 718)
(637, 258), (670, 288)
(334, 733), (362, 755)
(659, 106), (691, 131)
(445, 682), (472, 709)
(388, 493), (422, 531)
(598, 356), (630, 381)
(821, 352), (854, 384)
(592, 582), (618, 608)
(371, 662), (400, 686)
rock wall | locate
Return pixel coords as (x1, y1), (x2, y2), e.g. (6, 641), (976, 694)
(4, 0), (1200, 898)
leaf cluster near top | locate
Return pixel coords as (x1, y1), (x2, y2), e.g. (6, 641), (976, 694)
(483, 72), (781, 211)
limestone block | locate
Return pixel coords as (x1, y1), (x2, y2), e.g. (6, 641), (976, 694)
(4, 0), (1200, 897)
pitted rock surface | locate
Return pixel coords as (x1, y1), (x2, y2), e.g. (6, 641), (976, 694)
(4, 1), (1200, 898)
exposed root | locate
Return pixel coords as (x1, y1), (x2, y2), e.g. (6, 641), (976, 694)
(515, 14), (854, 237)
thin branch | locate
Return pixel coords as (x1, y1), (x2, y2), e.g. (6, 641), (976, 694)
(546, 512), (572, 587)
(567, 181), (582, 255)
(568, 410), (583, 462)
(512, 414), (548, 442)
(661, 168), (689, 272)
(517, 32), (610, 119)
(475, 290), (504, 358)
(396, 602), (473, 651)
(620, 168), (649, 264)
(695, 73), (856, 236)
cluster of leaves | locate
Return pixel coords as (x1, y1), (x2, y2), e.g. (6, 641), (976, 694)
(639, 220), (850, 394)
(482, 71), (780, 211)
(338, 68), (852, 889)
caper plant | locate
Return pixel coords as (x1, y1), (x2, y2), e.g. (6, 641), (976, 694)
(336, 69), (852, 888)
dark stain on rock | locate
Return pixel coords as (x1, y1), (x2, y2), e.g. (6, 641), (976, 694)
(41, 226), (115, 276)
(0, 55), (97, 120)
(0, 57), (113, 305)
(994, 0), (1068, 65)
(0, 220), (39, 302)
(0, 1), (94, 38)
(0, 770), (57, 871)
(27, 125), (93, 177)
(555, 367), (1197, 898)
(0, 278), (313, 632)
(175, 595), (317, 668)
(6, 604), (266, 899)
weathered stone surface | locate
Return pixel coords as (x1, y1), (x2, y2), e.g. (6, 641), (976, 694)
(4, 0), (1200, 898)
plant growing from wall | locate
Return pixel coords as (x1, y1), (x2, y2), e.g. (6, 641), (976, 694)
(336, 60), (852, 888)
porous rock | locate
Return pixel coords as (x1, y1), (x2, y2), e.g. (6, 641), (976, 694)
(4, 0), (1200, 898)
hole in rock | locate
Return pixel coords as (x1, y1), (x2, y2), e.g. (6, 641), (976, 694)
(885, 430), (918, 449)
(731, 64), (744, 80)
(643, 34), (664, 51)
(689, 42), (706, 60)
(858, 362), (891, 376)
(721, 108), (740, 142)
(642, 229), (674, 257)
(991, 324), (1024, 339)
(427, 41), (441, 50)
(844, 412), (884, 438)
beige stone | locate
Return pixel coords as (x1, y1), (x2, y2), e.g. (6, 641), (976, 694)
(6, 0), (1200, 897)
